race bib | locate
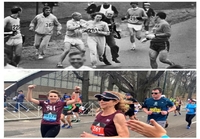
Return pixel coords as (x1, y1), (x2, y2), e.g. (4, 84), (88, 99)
(128, 16), (139, 24)
(43, 112), (57, 122)
(86, 27), (99, 33)
(91, 121), (106, 136)
(150, 107), (161, 113)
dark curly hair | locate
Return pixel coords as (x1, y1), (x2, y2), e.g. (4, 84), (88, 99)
(90, 12), (105, 20)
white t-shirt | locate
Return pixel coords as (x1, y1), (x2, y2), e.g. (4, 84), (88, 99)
(65, 65), (92, 69)
(134, 103), (141, 111)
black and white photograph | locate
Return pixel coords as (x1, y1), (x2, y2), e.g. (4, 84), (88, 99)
(4, 1), (196, 69)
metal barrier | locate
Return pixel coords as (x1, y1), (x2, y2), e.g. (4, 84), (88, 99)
(4, 101), (42, 121)
(4, 101), (99, 121)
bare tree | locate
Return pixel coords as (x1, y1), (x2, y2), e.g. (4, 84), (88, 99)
(73, 71), (89, 102)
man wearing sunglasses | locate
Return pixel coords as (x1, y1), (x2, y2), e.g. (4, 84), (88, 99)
(142, 87), (176, 128)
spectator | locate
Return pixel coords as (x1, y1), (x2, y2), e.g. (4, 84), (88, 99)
(142, 2), (155, 32)
(126, 119), (169, 138)
(85, 2), (97, 19)
(4, 92), (7, 110)
(65, 51), (92, 69)
(13, 90), (29, 113)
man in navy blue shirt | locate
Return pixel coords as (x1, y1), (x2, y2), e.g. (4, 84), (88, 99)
(142, 87), (176, 127)
(13, 90), (29, 112)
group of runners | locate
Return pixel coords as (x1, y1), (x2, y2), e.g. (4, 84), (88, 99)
(4, 2), (177, 69)
(26, 85), (172, 138)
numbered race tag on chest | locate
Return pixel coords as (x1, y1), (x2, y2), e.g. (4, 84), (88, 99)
(128, 16), (139, 24)
(150, 107), (161, 114)
(91, 121), (106, 136)
(87, 27), (99, 33)
(43, 112), (57, 122)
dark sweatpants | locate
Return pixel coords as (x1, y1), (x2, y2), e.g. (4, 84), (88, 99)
(104, 33), (119, 60)
(185, 114), (196, 127)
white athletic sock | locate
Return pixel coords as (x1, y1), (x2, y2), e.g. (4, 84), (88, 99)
(131, 43), (136, 49)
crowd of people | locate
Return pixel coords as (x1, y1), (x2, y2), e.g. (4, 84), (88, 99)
(4, 85), (196, 138)
(4, 2), (179, 69)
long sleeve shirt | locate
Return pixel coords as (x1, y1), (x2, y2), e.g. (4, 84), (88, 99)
(29, 13), (62, 35)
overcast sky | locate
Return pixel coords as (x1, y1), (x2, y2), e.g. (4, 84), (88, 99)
(4, 70), (40, 82)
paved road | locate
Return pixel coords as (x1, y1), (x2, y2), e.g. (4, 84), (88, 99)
(4, 110), (196, 138)
(19, 18), (196, 69)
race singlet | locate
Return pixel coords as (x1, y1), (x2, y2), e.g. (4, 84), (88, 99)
(75, 104), (81, 107)
(64, 105), (73, 110)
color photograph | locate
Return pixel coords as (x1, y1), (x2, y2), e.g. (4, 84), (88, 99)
(4, 70), (196, 137)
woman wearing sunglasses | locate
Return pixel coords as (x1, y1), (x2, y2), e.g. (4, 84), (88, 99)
(80, 91), (130, 137)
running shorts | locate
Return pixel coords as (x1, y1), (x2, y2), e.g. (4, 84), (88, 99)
(150, 41), (170, 53)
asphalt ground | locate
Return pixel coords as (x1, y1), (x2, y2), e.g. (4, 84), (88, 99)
(4, 110), (196, 138)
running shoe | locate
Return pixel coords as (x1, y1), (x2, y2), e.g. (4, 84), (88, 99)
(38, 54), (44, 60)
(112, 58), (120, 63)
(71, 119), (76, 122)
(186, 126), (190, 129)
(99, 56), (103, 62)
(165, 123), (169, 128)
(92, 65), (97, 68)
(130, 43), (136, 50)
(26, 109), (29, 112)
(75, 119), (80, 122)
(66, 125), (72, 129)
(61, 124), (68, 128)
(103, 59), (112, 65)
(56, 63), (63, 68)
